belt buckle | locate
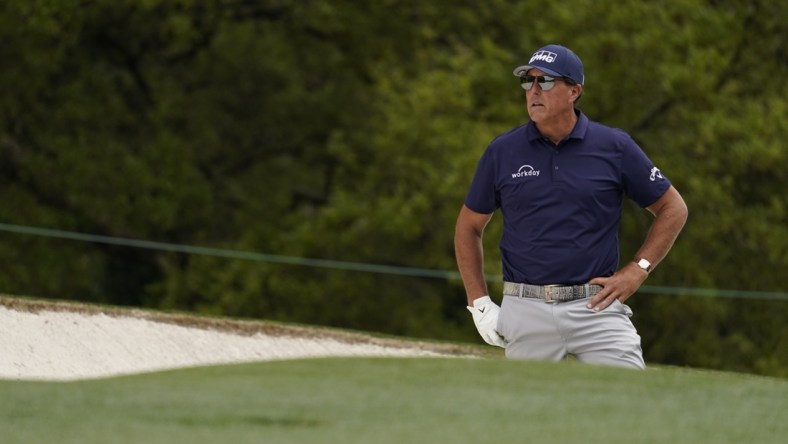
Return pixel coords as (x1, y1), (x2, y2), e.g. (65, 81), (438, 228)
(543, 285), (560, 303)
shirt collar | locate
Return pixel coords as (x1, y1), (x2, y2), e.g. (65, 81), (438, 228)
(526, 109), (589, 143)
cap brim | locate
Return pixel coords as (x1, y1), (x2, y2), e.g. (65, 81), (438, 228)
(512, 64), (563, 78)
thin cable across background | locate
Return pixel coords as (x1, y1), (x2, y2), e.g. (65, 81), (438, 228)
(0, 222), (785, 301)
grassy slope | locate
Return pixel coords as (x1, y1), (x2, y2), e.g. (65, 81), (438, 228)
(1, 357), (786, 444)
(1, 296), (785, 443)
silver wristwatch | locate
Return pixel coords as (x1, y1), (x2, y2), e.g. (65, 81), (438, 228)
(635, 258), (652, 273)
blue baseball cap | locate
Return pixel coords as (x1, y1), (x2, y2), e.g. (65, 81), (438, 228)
(513, 44), (584, 85)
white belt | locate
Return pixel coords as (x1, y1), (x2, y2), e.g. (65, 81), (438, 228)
(502, 282), (602, 303)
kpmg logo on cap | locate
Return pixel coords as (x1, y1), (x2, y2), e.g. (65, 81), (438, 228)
(530, 50), (557, 64)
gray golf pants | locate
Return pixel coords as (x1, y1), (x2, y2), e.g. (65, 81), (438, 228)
(496, 295), (645, 369)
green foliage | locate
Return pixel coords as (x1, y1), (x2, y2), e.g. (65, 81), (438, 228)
(0, 0), (785, 375)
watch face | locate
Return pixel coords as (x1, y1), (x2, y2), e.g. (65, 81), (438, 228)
(637, 259), (651, 271)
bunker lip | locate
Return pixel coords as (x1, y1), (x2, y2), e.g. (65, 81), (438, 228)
(0, 295), (485, 381)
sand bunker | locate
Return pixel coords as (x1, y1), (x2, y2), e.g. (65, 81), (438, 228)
(0, 298), (475, 381)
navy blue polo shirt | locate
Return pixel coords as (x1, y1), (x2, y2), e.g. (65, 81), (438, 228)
(465, 111), (671, 285)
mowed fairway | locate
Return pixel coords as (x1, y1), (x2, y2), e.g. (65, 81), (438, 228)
(1, 357), (785, 444)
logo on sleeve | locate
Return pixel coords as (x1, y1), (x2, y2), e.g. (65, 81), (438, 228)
(512, 165), (541, 179)
(649, 167), (663, 181)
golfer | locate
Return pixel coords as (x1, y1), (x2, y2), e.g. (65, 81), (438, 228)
(455, 44), (688, 368)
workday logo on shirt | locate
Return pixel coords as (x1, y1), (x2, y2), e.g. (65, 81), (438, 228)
(512, 164), (541, 178)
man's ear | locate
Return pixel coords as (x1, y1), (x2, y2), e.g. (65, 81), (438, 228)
(571, 85), (582, 100)
(570, 84), (583, 104)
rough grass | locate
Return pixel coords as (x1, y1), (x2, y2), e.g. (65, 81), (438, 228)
(1, 357), (786, 444)
(0, 295), (786, 443)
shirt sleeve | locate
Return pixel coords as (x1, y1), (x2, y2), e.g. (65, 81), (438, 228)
(464, 147), (499, 214)
(620, 135), (672, 208)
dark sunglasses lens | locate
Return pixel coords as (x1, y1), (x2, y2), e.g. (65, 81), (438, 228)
(519, 75), (556, 91)
(542, 76), (556, 90)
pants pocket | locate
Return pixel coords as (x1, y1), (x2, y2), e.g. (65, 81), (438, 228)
(497, 296), (508, 343)
(611, 299), (634, 317)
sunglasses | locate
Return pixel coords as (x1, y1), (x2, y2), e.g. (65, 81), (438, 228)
(519, 75), (562, 91)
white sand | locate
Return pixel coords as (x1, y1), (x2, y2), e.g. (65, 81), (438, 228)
(0, 305), (449, 381)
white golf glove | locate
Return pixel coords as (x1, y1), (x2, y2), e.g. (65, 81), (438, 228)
(467, 296), (506, 348)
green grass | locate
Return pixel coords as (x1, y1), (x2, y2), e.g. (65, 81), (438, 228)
(1, 357), (786, 444)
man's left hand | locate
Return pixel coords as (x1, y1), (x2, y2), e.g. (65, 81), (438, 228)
(586, 262), (648, 311)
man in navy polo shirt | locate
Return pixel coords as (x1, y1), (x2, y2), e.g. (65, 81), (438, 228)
(455, 44), (688, 368)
